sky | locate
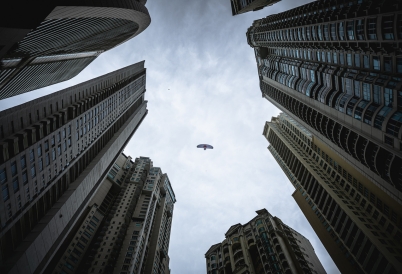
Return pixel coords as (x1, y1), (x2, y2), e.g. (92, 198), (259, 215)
(0, 0), (340, 273)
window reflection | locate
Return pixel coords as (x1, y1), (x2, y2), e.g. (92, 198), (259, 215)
(382, 15), (395, 40)
(373, 57), (380, 70)
(347, 21), (355, 40)
(338, 22), (345, 40)
(367, 18), (377, 40)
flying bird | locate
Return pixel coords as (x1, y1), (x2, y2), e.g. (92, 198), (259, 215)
(197, 144), (213, 150)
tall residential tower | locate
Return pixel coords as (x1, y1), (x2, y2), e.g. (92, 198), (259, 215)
(247, 0), (402, 206)
(0, 0), (151, 99)
(0, 61), (148, 273)
(205, 209), (326, 274)
(264, 113), (402, 273)
(47, 154), (176, 274)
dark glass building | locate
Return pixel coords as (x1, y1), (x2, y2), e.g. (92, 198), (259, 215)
(230, 0), (281, 16)
(0, 1), (150, 100)
(247, 0), (402, 202)
(0, 61), (148, 273)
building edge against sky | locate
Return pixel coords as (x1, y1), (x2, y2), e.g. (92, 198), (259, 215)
(264, 113), (402, 273)
(0, 61), (148, 273)
(247, 0), (402, 206)
(47, 154), (176, 274)
(205, 208), (326, 274)
(0, 0), (151, 100)
(229, 0), (281, 16)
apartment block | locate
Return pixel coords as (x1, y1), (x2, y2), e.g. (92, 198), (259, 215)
(0, 62), (148, 273)
(48, 154), (176, 274)
(0, 0), (151, 99)
(264, 113), (402, 273)
(205, 209), (326, 274)
(247, 0), (402, 204)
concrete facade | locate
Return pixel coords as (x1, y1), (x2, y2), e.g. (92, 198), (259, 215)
(229, 0), (281, 16)
(264, 113), (402, 273)
(0, 0), (151, 99)
(205, 209), (326, 274)
(0, 62), (148, 273)
(48, 154), (176, 274)
(247, 0), (402, 205)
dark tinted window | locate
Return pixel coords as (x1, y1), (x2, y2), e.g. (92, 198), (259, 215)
(383, 15), (395, 40)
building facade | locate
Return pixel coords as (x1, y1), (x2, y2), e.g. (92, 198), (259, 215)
(264, 113), (402, 273)
(48, 154), (176, 274)
(0, 61), (148, 273)
(229, 0), (281, 16)
(247, 0), (402, 204)
(205, 208), (326, 274)
(0, 0), (151, 99)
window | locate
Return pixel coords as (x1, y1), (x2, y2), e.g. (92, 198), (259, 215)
(52, 148), (56, 160)
(356, 19), (365, 40)
(363, 55), (369, 69)
(386, 112), (402, 137)
(83, 231), (92, 238)
(323, 24), (329, 40)
(374, 107), (392, 129)
(385, 136), (394, 147)
(347, 21), (355, 40)
(397, 58), (402, 74)
(340, 54), (345, 65)
(333, 53), (338, 64)
(11, 162), (17, 177)
(367, 18), (377, 40)
(37, 145), (42, 157)
(13, 178), (19, 193)
(383, 15), (395, 40)
(39, 158), (43, 171)
(330, 23), (337, 40)
(354, 101), (369, 121)
(31, 164), (36, 178)
(373, 57), (380, 70)
(384, 57), (392, 72)
(46, 153), (50, 166)
(338, 22), (345, 40)
(22, 171), (28, 185)
(77, 242), (86, 250)
(354, 54), (360, 67)
(318, 25), (323, 40)
(362, 83), (371, 101)
(21, 155), (26, 169)
(44, 140), (49, 151)
(347, 54), (352, 66)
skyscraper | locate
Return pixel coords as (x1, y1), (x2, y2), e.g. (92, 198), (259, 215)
(247, 0), (402, 202)
(0, 1), (151, 99)
(47, 154), (176, 274)
(205, 208), (326, 274)
(229, 0), (281, 16)
(0, 61), (148, 273)
(264, 113), (402, 273)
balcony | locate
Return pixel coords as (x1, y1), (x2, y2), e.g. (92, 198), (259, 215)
(233, 248), (242, 257)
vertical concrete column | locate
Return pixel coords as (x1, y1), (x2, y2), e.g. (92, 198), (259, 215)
(228, 240), (235, 271)
(240, 234), (256, 273)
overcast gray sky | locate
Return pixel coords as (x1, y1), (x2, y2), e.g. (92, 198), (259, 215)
(0, 0), (340, 273)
